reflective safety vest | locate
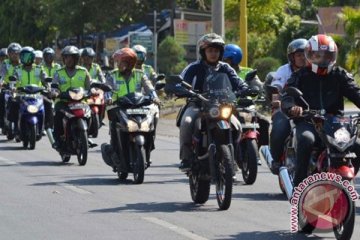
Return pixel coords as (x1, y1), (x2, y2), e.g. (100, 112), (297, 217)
(56, 66), (87, 92)
(142, 64), (155, 79)
(237, 66), (253, 80)
(14, 65), (43, 88)
(111, 68), (144, 101)
(87, 63), (102, 81)
(3, 59), (19, 84)
(43, 62), (61, 78)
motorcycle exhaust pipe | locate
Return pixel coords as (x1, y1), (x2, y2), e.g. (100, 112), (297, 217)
(46, 128), (55, 145)
(279, 166), (294, 200)
(259, 145), (273, 170)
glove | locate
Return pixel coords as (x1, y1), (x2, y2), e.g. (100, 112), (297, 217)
(153, 97), (161, 106)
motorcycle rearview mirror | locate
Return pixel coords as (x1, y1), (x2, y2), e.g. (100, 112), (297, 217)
(285, 87), (303, 97)
(156, 74), (165, 81)
(9, 76), (17, 82)
(155, 82), (165, 91)
(245, 69), (258, 82)
(45, 77), (53, 83)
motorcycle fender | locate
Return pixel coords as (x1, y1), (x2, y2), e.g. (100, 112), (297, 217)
(26, 116), (38, 125)
(330, 166), (355, 179)
(135, 135), (145, 146)
(215, 120), (231, 130)
(77, 118), (88, 131)
(243, 130), (258, 139)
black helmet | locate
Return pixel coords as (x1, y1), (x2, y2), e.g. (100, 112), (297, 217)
(43, 47), (55, 57)
(7, 42), (22, 54)
(20, 46), (35, 65)
(61, 45), (80, 56)
(0, 48), (8, 57)
(81, 47), (96, 57)
(287, 38), (307, 63)
(197, 33), (225, 60)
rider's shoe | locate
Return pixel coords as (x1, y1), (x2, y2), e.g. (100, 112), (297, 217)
(88, 139), (98, 148)
(179, 159), (191, 172)
(270, 161), (281, 175)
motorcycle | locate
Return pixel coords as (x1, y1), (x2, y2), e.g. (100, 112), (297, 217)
(261, 87), (358, 239)
(55, 86), (91, 165)
(87, 82), (111, 138)
(101, 82), (164, 184)
(235, 87), (264, 184)
(169, 73), (238, 210)
(1, 80), (17, 140)
(16, 84), (45, 149)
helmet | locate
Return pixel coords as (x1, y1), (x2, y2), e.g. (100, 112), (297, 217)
(197, 33), (225, 60)
(132, 45), (147, 62)
(20, 46), (35, 65)
(0, 48), (8, 57)
(81, 47), (96, 57)
(305, 34), (338, 75)
(61, 45), (80, 57)
(112, 47), (137, 70)
(34, 50), (43, 59)
(7, 42), (22, 54)
(223, 44), (243, 65)
(287, 38), (307, 63)
(43, 47), (55, 58)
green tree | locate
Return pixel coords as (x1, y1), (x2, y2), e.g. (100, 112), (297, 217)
(157, 36), (187, 75)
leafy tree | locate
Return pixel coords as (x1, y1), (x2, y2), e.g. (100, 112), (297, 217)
(157, 36), (187, 75)
(252, 57), (281, 81)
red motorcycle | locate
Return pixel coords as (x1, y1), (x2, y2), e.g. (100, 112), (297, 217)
(87, 82), (111, 138)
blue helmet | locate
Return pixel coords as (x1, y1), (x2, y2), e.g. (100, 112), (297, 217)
(223, 44), (243, 65)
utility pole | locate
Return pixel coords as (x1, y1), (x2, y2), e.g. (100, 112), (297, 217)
(153, 9), (158, 72)
(239, 0), (248, 67)
(212, 0), (224, 38)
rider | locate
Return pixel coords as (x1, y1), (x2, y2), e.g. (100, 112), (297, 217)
(81, 47), (106, 83)
(132, 44), (157, 84)
(52, 45), (92, 150)
(0, 42), (22, 131)
(223, 43), (270, 157)
(178, 33), (248, 171)
(42, 47), (61, 131)
(282, 34), (360, 185)
(269, 38), (307, 174)
(34, 50), (43, 66)
(8, 47), (47, 137)
(101, 47), (160, 166)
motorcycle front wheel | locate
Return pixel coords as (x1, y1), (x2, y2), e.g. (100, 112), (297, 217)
(29, 124), (36, 150)
(215, 144), (233, 210)
(76, 129), (88, 166)
(132, 144), (145, 184)
(241, 139), (258, 185)
(90, 113), (99, 138)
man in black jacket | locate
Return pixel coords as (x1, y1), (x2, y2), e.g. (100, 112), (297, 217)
(282, 34), (360, 186)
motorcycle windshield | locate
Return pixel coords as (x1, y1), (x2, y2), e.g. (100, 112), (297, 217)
(324, 115), (353, 135)
(203, 72), (236, 103)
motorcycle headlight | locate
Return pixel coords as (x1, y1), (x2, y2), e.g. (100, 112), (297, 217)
(209, 107), (220, 118)
(69, 90), (84, 101)
(220, 105), (233, 119)
(27, 105), (39, 113)
(334, 127), (351, 143)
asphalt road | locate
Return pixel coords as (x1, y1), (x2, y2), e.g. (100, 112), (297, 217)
(0, 118), (359, 240)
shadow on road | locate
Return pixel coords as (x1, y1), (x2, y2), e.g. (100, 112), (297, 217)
(357, 206), (360, 215)
(18, 161), (69, 167)
(232, 192), (288, 201)
(89, 201), (218, 214)
(227, 230), (324, 240)
(0, 145), (25, 151)
(32, 176), (122, 186)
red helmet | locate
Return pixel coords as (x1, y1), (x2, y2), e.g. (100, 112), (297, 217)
(305, 34), (338, 75)
(112, 47), (137, 70)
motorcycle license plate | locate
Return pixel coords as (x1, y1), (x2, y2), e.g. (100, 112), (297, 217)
(126, 108), (149, 115)
(68, 103), (87, 109)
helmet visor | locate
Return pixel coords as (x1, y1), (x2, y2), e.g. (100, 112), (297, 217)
(136, 52), (146, 62)
(306, 50), (337, 68)
(21, 52), (34, 64)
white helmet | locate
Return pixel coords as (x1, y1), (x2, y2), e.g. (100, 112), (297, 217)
(34, 50), (43, 59)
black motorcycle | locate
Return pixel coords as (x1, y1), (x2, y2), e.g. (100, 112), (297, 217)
(169, 73), (238, 210)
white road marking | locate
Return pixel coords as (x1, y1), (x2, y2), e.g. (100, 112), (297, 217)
(143, 217), (208, 240)
(0, 156), (17, 165)
(58, 183), (92, 194)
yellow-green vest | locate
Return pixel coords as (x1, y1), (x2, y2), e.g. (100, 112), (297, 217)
(43, 62), (61, 78)
(87, 63), (102, 81)
(56, 66), (87, 92)
(111, 68), (144, 101)
(14, 65), (43, 88)
(237, 66), (253, 80)
(3, 59), (19, 84)
(142, 64), (155, 79)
